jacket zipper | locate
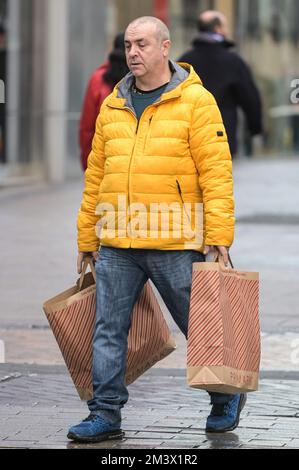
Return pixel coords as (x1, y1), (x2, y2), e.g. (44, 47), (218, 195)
(107, 104), (138, 243)
(122, 109), (153, 223)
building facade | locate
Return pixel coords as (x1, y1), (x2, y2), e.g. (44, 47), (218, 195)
(0, 0), (298, 185)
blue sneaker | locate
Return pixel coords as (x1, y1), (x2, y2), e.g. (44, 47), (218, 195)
(206, 394), (247, 433)
(67, 413), (124, 443)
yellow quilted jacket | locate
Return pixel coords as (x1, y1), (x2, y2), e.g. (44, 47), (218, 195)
(77, 61), (234, 252)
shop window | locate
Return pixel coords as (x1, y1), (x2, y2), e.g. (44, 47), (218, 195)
(0, 0), (6, 164)
(246, 0), (262, 40)
(289, 0), (299, 44)
(268, 0), (283, 43)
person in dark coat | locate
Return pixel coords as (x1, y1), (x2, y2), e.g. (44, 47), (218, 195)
(79, 33), (129, 171)
(178, 10), (263, 157)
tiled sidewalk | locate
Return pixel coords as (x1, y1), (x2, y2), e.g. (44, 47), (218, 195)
(0, 365), (298, 449)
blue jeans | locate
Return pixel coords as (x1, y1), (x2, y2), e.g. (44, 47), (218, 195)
(88, 247), (233, 420)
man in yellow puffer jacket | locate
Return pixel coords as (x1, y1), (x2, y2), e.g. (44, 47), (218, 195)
(68, 16), (243, 443)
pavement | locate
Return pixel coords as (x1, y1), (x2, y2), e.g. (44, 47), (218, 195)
(0, 157), (299, 449)
(0, 364), (299, 450)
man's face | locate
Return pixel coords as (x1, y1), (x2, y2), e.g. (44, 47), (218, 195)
(125, 24), (169, 79)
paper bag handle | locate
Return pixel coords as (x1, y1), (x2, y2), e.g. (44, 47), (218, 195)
(77, 256), (96, 291)
(213, 252), (234, 269)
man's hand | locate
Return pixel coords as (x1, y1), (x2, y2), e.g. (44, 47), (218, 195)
(77, 251), (99, 274)
(203, 245), (230, 267)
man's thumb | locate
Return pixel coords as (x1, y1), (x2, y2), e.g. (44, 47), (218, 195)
(203, 246), (210, 255)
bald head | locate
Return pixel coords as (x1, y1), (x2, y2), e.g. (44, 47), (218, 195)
(126, 16), (170, 43)
(197, 10), (228, 37)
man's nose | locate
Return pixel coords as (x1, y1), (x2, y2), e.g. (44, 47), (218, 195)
(128, 46), (138, 58)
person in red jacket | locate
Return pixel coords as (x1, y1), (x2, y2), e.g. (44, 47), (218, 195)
(79, 33), (129, 171)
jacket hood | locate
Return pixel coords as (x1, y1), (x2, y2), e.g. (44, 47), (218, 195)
(193, 33), (235, 49)
(106, 60), (202, 112)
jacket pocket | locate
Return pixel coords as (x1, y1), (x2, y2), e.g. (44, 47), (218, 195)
(176, 179), (191, 226)
(143, 116), (153, 154)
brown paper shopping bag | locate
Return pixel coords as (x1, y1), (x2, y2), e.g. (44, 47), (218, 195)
(43, 257), (176, 401)
(187, 256), (260, 394)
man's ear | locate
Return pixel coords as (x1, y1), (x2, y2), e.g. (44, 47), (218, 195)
(162, 40), (171, 56)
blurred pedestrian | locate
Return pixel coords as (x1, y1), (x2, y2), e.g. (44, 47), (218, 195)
(178, 10), (263, 157)
(68, 16), (245, 444)
(79, 33), (129, 171)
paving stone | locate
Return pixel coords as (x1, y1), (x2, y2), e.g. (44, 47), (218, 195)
(285, 440), (299, 448)
(131, 432), (175, 440)
(238, 445), (287, 449)
(122, 439), (165, 447)
(249, 438), (292, 445)
(144, 426), (183, 433)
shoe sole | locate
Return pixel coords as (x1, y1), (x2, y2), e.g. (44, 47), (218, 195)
(67, 429), (125, 443)
(206, 394), (247, 434)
